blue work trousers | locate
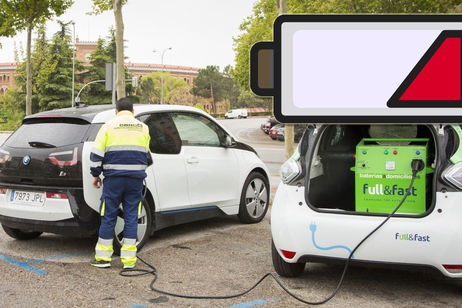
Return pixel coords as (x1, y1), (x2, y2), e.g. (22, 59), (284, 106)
(98, 176), (143, 240)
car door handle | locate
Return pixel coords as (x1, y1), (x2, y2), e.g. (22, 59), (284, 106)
(186, 157), (199, 164)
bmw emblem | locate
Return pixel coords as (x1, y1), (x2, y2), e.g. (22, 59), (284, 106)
(22, 155), (31, 166)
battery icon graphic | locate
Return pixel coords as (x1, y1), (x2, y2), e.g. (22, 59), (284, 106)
(250, 15), (462, 124)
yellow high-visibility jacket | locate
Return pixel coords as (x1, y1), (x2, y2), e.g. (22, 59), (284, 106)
(90, 110), (151, 178)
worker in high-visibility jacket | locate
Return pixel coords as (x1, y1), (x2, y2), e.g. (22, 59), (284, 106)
(89, 97), (152, 269)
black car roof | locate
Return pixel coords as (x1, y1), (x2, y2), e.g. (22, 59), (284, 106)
(24, 105), (115, 123)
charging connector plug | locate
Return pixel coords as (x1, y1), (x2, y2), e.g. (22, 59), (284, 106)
(411, 159), (425, 176)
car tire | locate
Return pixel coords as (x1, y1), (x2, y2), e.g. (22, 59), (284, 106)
(238, 172), (269, 224)
(2, 225), (42, 240)
(271, 240), (305, 277)
(113, 197), (153, 256)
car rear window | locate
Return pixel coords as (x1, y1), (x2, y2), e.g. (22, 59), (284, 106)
(5, 118), (90, 148)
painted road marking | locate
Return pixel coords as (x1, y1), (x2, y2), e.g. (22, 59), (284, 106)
(225, 298), (281, 308)
(0, 253), (82, 275)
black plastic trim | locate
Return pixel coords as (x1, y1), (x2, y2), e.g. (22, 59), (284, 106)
(234, 141), (258, 156)
(153, 206), (226, 231)
(296, 253), (442, 276)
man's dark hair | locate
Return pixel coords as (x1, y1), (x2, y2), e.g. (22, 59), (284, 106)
(116, 97), (134, 112)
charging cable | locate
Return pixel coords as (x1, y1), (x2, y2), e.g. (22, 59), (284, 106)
(121, 159), (425, 305)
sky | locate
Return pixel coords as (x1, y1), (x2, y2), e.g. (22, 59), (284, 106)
(0, 0), (258, 69)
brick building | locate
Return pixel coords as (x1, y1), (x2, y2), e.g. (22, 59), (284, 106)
(0, 39), (200, 94)
(0, 63), (16, 95)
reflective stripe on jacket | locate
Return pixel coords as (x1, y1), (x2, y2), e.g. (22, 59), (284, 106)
(90, 110), (151, 178)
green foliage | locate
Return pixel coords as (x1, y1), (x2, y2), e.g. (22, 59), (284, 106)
(193, 103), (209, 113)
(79, 29), (133, 104)
(0, 0), (73, 115)
(233, 0), (278, 90)
(14, 26), (49, 113)
(0, 0), (73, 35)
(235, 90), (272, 110)
(0, 89), (24, 131)
(91, 0), (128, 14)
(192, 65), (240, 112)
(36, 22), (83, 111)
(14, 23), (83, 112)
(233, 0), (462, 92)
(81, 31), (116, 105)
(138, 72), (191, 105)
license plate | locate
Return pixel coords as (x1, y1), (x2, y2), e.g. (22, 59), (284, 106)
(8, 190), (46, 206)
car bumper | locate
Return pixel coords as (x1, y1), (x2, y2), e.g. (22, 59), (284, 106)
(271, 183), (462, 278)
(0, 183), (99, 236)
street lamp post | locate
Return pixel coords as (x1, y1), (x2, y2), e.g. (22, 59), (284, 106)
(160, 47), (172, 104)
(71, 22), (76, 107)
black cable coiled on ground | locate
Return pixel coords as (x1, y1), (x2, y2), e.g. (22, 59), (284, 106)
(121, 163), (421, 305)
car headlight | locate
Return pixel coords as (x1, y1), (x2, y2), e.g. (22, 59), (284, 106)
(280, 157), (302, 184)
(0, 149), (10, 164)
(443, 162), (462, 189)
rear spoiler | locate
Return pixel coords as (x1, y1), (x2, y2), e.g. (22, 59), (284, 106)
(22, 116), (91, 125)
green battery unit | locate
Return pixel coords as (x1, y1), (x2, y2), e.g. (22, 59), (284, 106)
(354, 138), (429, 214)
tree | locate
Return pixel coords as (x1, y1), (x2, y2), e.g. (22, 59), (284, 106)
(222, 65), (241, 108)
(233, 0), (277, 91)
(14, 25), (49, 113)
(92, 0), (128, 100)
(36, 21), (83, 110)
(138, 72), (191, 105)
(192, 66), (230, 113)
(82, 30), (132, 104)
(0, 0), (73, 115)
(0, 89), (24, 130)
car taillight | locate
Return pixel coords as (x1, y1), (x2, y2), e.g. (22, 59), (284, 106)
(443, 264), (462, 273)
(0, 149), (11, 164)
(442, 162), (462, 189)
(0, 188), (7, 194)
(46, 192), (68, 199)
(281, 249), (296, 259)
(48, 147), (78, 167)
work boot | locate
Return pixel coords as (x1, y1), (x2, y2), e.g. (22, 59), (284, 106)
(90, 259), (111, 268)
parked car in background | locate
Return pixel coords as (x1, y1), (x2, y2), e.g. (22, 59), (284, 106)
(277, 125), (307, 142)
(260, 116), (278, 134)
(224, 109), (248, 119)
(269, 124), (284, 140)
(0, 105), (270, 253)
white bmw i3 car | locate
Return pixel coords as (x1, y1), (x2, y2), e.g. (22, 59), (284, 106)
(0, 104), (270, 252)
(272, 124), (462, 278)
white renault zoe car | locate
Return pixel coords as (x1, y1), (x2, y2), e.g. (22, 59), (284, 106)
(272, 124), (462, 278)
(0, 104), (270, 252)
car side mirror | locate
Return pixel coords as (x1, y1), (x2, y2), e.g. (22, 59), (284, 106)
(224, 136), (236, 148)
